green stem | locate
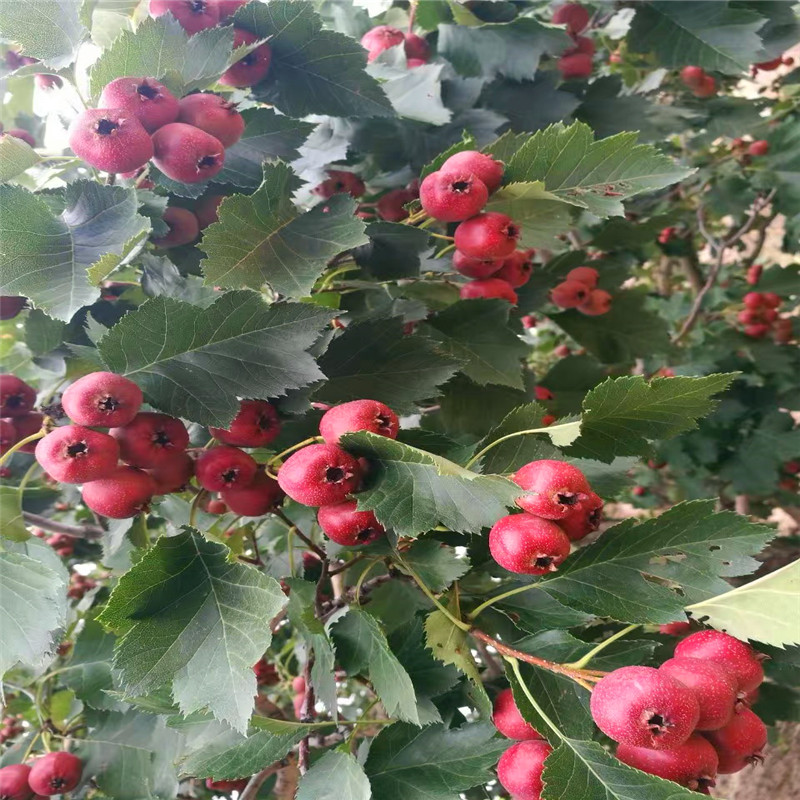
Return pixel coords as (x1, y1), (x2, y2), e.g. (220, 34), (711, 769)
(266, 436), (324, 467)
(506, 657), (563, 741)
(464, 421), (576, 470)
(354, 560), (380, 605)
(17, 461), (41, 495)
(428, 232), (454, 241)
(469, 583), (539, 620)
(435, 243), (456, 258)
(565, 624), (640, 670)
(397, 555), (470, 631)
(0, 430), (45, 468)
(418, 216), (436, 230)
(189, 490), (207, 528)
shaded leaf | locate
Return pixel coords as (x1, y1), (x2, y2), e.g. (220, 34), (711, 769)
(0, 487), (27, 541)
(61, 617), (120, 710)
(0, 133), (40, 182)
(297, 751), (371, 800)
(401, 539), (470, 593)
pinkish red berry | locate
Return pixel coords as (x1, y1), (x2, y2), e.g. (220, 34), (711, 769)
(61, 372), (143, 428)
(552, 3), (590, 34)
(566, 266), (598, 288)
(220, 469), (284, 516)
(557, 492), (603, 541)
(511, 459), (592, 519)
(496, 739), (552, 800)
(452, 251), (503, 279)
(313, 170), (366, 199)
(0, 296), (27, 320)
(495, 250), (534, 288)
(419, 170), (489, 222)
(747, 140), (769, 157)
(376, 188), (415, 222)
(674, 630), (764, 693)
(27, 751), (83, 796)
(454, 212), (520, 260)
(704, 708), (767, 774)
(6, 129), (35, 147)
(0, 375), (36, 417)
(152, 207), (200, 247)
(558, 52), (593, 79)
(209, 400), (281, 447)
(440, 150), (504, 193)
(98, 77), (179, 133)
(195, 445), (257, 492)
(68, 109), (153, 174)
(0, 763), (34, 800)
(194, 194), (224, 229)
(459, 278), (518, 304)
(277, 444), (361, 506)
(680, 66), (706, 88)
(220, 29), (272, 87)
(660, 621), (692, 636)
(147, 451), (195, 494)
(360, 25), (405, 61)
(579, 289), (612, 316)
(551, 280), (590, 308)
(492, 688), (543, 740)
(403, 33), (430, 62)
(151, 123), (225, 183)
(82, 466), (156, 518)
(35, 426), (120, 484)
(319, 400), (399, 444)
(489, 513), (571, 575)
(317, 500), (385, 546)
(111, 412), (189, 468)
(177, 93), (245, 148)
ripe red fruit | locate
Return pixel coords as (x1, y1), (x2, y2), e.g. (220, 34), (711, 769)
(61, 372), (143, 428)
(220, 469), (284, 516)
(195, 194), (224, 229)
(761, 292), (781, 309)
(454, 212), (520, 259)
(147, 451), (195, 494)
(680, 66), (706, 88)
(0, 763), (34, 800)
(512, 459), (592, 519)
(693, 75), (717, 98)
(0, 375), (36, 417)
(459, 278), (518, 304)
(566, 266), (598, 288)
(11, 412), (43, 453)
(68, 109), (153, 174)
(521, 315), (537, 329)
(579, 289), (612, 316)
(743, 291), (764, 309)
(205, 779), (248, 794)
(277, 443), (361, 506)
(292, 676), (306, 694)
(403, 33), (430, 63)
(317, 500), (385, 546)
(35, 426), (120, 484)
(220, 29), (272, 87)
(496, 739), (553, 800)
(151, 122), (225, 183)
(616, 734), (719, 792)
(28, 751), (83, 796)
(452, 251), (503, 279)
(82, 466), (156, 518)
(206, 498), (228, 514)
(737, 309), (760, 325)
(534, 386), (553, 402)
(419, 170), (489, 222)
(571, 35), (596, 56)
(495, 250), (534, 288)
(0, 419), (16, 454)
(704, 708), (767, 774)
(489, 513), (572, 575)
(196, 445), (257, 491)
(360, 25), (405, 61)
(558, 52), (593, 79)
(152, 207), (200, 247)
(590, 665), (701, 750)
(747, 139), (769, 157)
(149, 0), (219, 34)
(492, 688), (543, 740)
(440, 151), (504, 193)
(552, 3), (590, 34)
(558, 491), (603, 541)
(551, 280), (590, 308)
(319, 399), (399, 444)
(660, 621), (692, 636)
(744, 323), (771, 338)
(376, 187), (415, 222)
(674, 630), (764, 693)
(177, 93), (245, 148)
(111, 412), (189, 468)
(313, 170), (367, 199)
(0, 296), (26, 320)
(659, 657), (739, 731)
(209, 400), (281, 447)
(253, 656), (279, 686)
(6, 129), (35, 147)
(98, 77), (179, 133)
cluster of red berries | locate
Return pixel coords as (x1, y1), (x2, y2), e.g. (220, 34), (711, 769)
(4, 49), (63, 95)
(489, 460), (603, 575)
(67, 572), (97, 601)
(313, 169), (367, 201)
(252, 656), (279, 687)
(33, 531), (78, 558)
(553, 4), (595, 79)
(0, 374), (42, 457)
(550, 266), (611, 315)
(730, 137), (770, 158)
(737, 291), (783, 339)
(373, 179), (421, 223)
(276, 400), (400, 547)
(359, 25), (430, 66)
(657, 226), (677, 245)
(680, 66), (717, 98)
(591, 630), (768, 792)
(0, 752), (83, 799)
(0, 716), (24, 746)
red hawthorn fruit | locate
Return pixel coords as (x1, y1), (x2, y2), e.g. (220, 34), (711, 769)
(317, 500), (386, 546)
(657, 226), (676, 244)
(152, 207), (200, 248)
(220, 29), (273, 87)
(177, 93), (245, 148)
(35, 425), (120, 484)
(81, 466), (156, 518)
(440, 150), (504, 193)
(206, 498), (228, 514)
(632, 485), (647, 497)
(743, 292), (764, 309)
(660, 621), (692, 636)
(693, 75), (717, 98)
(360, 25), (405, 61)
(61, 372), (143, 428)
(147, 451), (195, 494)
(220, 469), (284, 516)
(0, 419), (15, 454)
(680, 66), (706, 88)
(495, 250), (534, 288)
(534, 386), (553, 402)
(403, 32), (430, 62)
(0, 763), (34, 800)
(0, 296), (26, 320)
(747, 140), (769, 157)
(452, 251), (504, 279)
(737, 309), (760, 325)
(27, 752), (83, 796)
(558, 52), (593, 79)
(744, 323), (771, 338)
(784, 460), (800, 474)
(98, 77), (179, 133)
(761, 292), (781, 309)
(571, 35), (596, 56)
(496, 739), (553, 800)
(195, 194), (224, 229)
(209, 400), (281, 447)
(151, 123), (225, 184)
(511, 459), (592, 519)
(205, 779), (248, 794)
(489, 512), (572, 575)
(704, 708), (767, 774)
(557, 491), (603, 541)
(253, 657), (279, 686)
(68, 109), (153, 174)
(0, 375), (36, 418)
(277, 443), (361, 506)
(376, 187), (415, 222)
(454, 212), (519, 259)
(149, 0), (220, 34)
(552, 3), (590, 35)
(554, 344), (571, 357)
(579, 288), (612, 316)
(419, 170), (489, 222)
(195, 445), (258, 492)
(616, 735), (719, 793)
(590, 665), (701, 749)
(6, 129), (35, 147)
(674, 630), (765, 693)
(459, 278), (518, 304)
(521, 315), (537, 329)
(566, 266), (599, 288)
(540, 414), (556, 426)
(551, 280), (590, 308)
(111, 412), (189, 468)
(492, 688), (544, 741)
(319, 399), (399, 444)
(313, 170), (366, 199)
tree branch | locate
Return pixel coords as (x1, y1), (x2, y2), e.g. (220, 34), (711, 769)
(239, 759), (285, 800)
(22, 512), (104, 539)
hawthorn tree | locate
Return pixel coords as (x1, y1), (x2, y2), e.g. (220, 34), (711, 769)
(0, 1), (799, 799)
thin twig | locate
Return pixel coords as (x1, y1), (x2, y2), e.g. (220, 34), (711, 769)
(272, 508), (328, 561)
(239, 760), (284, 800)
(22, 512), (104, 540)
(298, 658), (315, 774)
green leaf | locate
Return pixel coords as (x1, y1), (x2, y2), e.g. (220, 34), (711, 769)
(628, 0), (767, 75)
(240, 0), (393, 118)
(374, 60), (451, 125)
(401, 540), (470, 593)
(494, 586), (594, 635)
(98, 529), (287, 733)
(97, 291), (331, 427)
(569, 373), (737, 462)
(25, 309), (65, 356)
(0, 0), (87, 69)
(0, 182), (149, 322)
(342, 431), (518, 536)
(76, 711), (181, 800)
(0, 133), (40, 182)
(332, 608), (420, 724)
(420, 299), (529, 389)
(687, 559), (800, 648)
(211, 109), (315, 190)
(0, 550), (67, 677)
(61, 617), (121, 710)
(552, 291), (672, 364)
(201, 163), (368, 298)
(315, 318), (460, 415)
(504, 121), (694, 217)
(364, 722), (507, 800)
(539, 500), (775, 624)
(0, 487), (27, 541)
(297, 751), (371, 800)
(181, 717), (317, 780)
(420, 131), (477, 180)
(354, 221), (430, 280)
